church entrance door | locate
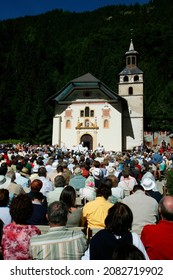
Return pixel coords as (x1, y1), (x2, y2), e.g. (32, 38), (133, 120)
(80, 134), (93, 150)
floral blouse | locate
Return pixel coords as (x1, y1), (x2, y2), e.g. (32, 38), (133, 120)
(1, 223), (41, 260)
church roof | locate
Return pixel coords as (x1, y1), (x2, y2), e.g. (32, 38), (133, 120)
(47, 72), (123, 104)
(71, 72), (100, 83)
(119, 67), (143, 75)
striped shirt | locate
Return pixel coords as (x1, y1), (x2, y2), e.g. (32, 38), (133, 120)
(29, 226), (87, 260)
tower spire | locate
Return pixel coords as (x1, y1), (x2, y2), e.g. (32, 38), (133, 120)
(129, 39), (134, 51)
(129, 29), (134, 51)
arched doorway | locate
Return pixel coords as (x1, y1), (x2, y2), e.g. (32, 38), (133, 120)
(80, 134), (93, 150)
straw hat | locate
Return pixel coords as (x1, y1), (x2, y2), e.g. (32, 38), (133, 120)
(74, 167), (82, 175)
(20, 167), (30, 177)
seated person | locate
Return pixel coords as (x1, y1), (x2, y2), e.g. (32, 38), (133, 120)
(141, 196), (173, 260)
(141, 177), (162, 203)
(69, 167), (86, 191)
(27, 192), (48, 225)
(0, 219), (4, 259)
(112, 243), (146, 260)
(60, 185), (82, 227)
(30, 201), (87, 260)
(82, 183), (113, 229)
(89, 202), (148, 260)
(118, 168), (137, 195)
(1, 194), (41, 260)
(122, 184), (158, 236)
(47, 175), (66, 206)
(6, 170), (25, 196)
(0, 189), (12, 226)
(27, 179), (47, 206)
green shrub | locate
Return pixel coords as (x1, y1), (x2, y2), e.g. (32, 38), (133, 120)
(165, 169), (173, 195)
(0, 140), (21, 144)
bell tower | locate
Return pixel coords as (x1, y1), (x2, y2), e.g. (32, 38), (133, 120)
(118, 39), (144, 150)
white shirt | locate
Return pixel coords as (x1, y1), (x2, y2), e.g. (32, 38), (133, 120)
(39, 176), (54, 197)
(118, 176), (137, 192)
(0, 207), (12, 226)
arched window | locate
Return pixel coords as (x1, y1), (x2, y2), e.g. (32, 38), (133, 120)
(132, 56), (136, 65)
(80, 107), (94, 117)
(129, 87), (133, 95)
(85, 107), (89, 117)
(103, 119), (109, 128)
(134, 75), (139, 81)
(127, 57), (131, 65)
(124, 76), (129, 82)
(80, 110), (84, 117)
(90, 110), (94, 117)
(66, 120), (71, 129)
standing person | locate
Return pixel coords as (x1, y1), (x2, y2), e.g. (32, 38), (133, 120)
(90, 202), (148, 260)
(1, 194), (41, 260)
(122, 184), (158, 236)
(141, 196), (173, 260)
(29, 201), (87, 260)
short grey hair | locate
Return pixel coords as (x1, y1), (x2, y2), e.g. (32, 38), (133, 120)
(47, 201), (68, 225)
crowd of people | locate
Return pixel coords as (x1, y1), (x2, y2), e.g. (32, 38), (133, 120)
(0, 141), (173, 260)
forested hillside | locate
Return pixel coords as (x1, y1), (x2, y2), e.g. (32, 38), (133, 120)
(0, 0), (172, 144)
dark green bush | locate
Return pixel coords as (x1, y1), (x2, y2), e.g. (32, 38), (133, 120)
(165, 169), (173, 195)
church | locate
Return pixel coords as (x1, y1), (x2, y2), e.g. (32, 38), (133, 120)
(48, 40), (144, 152)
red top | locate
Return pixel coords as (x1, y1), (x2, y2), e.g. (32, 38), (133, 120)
(2, 223), (41, 260)
(141, 220), (173, 260)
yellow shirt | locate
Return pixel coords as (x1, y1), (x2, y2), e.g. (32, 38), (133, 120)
(82, 197), (113, 228)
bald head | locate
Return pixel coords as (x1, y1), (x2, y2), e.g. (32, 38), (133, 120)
(159, 196), (173, 221)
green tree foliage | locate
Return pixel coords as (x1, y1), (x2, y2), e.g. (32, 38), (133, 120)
(0, 0), (172, 143)
(165, 169), (173, 195)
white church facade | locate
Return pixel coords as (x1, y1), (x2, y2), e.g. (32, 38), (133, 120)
(49, 40), (144, 152)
